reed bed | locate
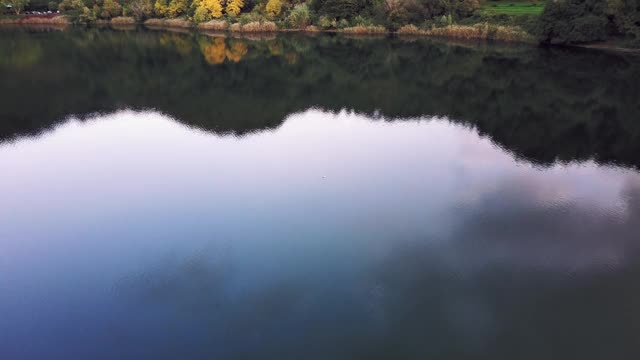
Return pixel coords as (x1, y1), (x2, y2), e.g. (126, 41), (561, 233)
(144, 18), (192, 28)
(198, 20), (228, 31)
(165, 18), (192, 28)
(304, 25), (320, 32)
(144, 18), (164, 27)
(397, 24), (426, 35)
(341, 25), (386, 34)
(426, 23), (533, 43)
(241, 21), (278, 32)
(0, 15), (70, 25)
(111, 16), (136, 25)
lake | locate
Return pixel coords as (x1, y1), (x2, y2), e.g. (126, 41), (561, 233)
(1, 27), (640, 360)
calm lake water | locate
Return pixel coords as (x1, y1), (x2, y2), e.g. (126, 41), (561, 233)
(1, 27), (640, 359)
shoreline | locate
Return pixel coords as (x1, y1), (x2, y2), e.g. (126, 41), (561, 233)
(2, 15), (639, 52)
(0, 15), (535, 44)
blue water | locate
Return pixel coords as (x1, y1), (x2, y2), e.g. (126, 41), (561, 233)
(2, 29), (640, 359)
(2, 110), (639, 359)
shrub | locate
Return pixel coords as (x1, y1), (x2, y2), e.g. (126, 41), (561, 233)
(144, 18), (165, 26)
(242, 20), (277, 31)
(165, 17), (192, 26)
(396, 23), (424, 34)
(286, 3), (311, 29)
(128, 0), (153, 20)
(318, 15), (336, 28)
(79, 5), (96, 22)
(111, 15), (136, 24)
(342, 24), (386, 33)
(99, 0), (122, 19)
(426, 23), (533, 42)
(197, 18), (227, 29)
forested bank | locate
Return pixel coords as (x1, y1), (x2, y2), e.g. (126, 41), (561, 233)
(2, 0), (639, 45)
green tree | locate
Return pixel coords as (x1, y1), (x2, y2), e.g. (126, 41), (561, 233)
(128, 0), (153, 20)
(99, 0), (122, 18)
(3, 0), (31, 14)
(535, 0), (609, 44)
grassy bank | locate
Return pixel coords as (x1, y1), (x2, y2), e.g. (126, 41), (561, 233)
(0, 15), (70, 26)
(481, 1), (545, 15)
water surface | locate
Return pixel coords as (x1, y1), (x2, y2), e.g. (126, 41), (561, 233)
(1, 28), (640, 360)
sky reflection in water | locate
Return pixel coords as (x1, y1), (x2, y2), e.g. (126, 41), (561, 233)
(1, 110), (640, 359)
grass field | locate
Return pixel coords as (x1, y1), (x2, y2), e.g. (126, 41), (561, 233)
(481, 1), (546, 15)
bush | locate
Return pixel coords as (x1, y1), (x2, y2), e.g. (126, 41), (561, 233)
(396, 23), (424, 34)
(318, 15), (337, 28)
(535, 0), (608, 44)
(197, 18), (227, 29)
(111, 15), (136, 24)
(98, 0), (122, 19)
(286, 3), (311, 28)
(242, 20), (277, 31)
(342, 24), (385, 33)
(128, 0), (153, 20)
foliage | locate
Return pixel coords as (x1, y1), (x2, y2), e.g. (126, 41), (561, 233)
(311, 0), (371, 19)
(128, 0), (153, 20)
(193, 0), (223, 21)
(57, 0), (84, 17)
(265, 0), (281, 18)
(535, 0), (608, 44)
(606, 0), (640, 39)
(45, 0), (639, 45)
(155, 0), (189, 17)
(2, 0), (31, 14)
(225, 0), (242, 16)
(98, 0), (122, 19)
(318, 15), (336, 28)
(286, 3), (311, 28)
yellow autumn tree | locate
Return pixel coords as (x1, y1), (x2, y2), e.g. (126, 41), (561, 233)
(225, 0), (243, 17)
(265, 0), (281, 19)
(166, 0), (189, 17)
(154, 0), (188, 17)
(193, 0), (224, 22)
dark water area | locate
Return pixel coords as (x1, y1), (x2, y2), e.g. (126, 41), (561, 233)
(1, 28), (640, 360)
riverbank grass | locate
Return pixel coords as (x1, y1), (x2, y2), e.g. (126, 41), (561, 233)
(481, 1), (545, 15)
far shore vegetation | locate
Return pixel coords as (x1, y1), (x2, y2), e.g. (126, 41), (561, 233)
(1, 0), (639, 46)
